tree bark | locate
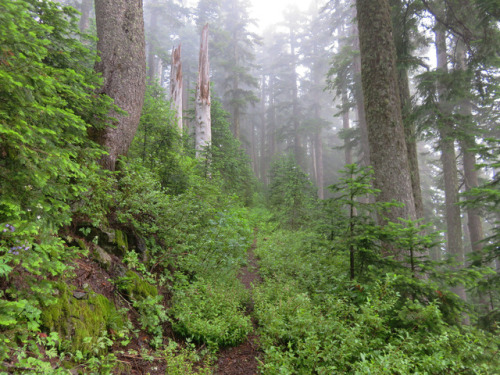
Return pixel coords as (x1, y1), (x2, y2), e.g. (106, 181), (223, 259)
(195, 24), (211, 157)
(435, 25), (467, 303)
(183, 74), (190, 131)
(398, 68), (424, 219)
(352, 12), (370, 167)
(342, 87), (352, 165)
(93, 0), (146, 171)
(455, 42), (484, 255)
(389, 0), (425, 220)
(315, 129), (324, 199)
(356, 0), (417, 228)
(251, 121), (257, 176)
(171, 44), (183, 133)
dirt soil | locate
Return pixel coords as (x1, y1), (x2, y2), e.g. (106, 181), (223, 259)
(215, 232), (262, 375)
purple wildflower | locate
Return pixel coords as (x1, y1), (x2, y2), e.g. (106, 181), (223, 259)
(3, 224), (15, 232)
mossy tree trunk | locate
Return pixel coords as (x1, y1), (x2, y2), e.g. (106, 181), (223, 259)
(390, 0), (425, 221)
(356, 0), (417, 231)
(352, 12), (370, 167)
(93, 0), (146, 171)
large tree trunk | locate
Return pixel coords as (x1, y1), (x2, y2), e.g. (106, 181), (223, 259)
(171, 44), (183, 133)
(461, 142), (484, 252)
(195, 24), (211, 157)
(435, 26), (467, 304)
(183, 73), (190, 131)
(352, 12), (370, 167)
(93, 0), (146, 171)
(398, 69), (424, 219)
(356, 0), (417, 229)
(390, 0), (424, 220)
(455, 42), (484, 255)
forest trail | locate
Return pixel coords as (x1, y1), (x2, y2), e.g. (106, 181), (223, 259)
(215, 230), (261, 374)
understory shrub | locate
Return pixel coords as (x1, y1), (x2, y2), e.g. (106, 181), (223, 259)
(170, 277), (252, 349)
(254, 275), (499, 374)
(252, 223), (500, 374)
(114, 161), (252, 280)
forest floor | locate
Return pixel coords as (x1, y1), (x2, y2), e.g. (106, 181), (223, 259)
(215, 231), (261, 375)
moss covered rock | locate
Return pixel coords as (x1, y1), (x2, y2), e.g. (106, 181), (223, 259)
(114, 230), (128, 255)
(41, 283), (126, 355)
(115, 271), (158, 302)
(94, 245), (112, 270)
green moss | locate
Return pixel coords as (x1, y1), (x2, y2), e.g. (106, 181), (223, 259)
(41, 283), (126, 356)
(116, 271), (158, 301)
(75, 238), (87, 251)
(114, 230), (128, 255)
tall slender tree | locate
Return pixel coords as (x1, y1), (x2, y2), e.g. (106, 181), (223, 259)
(435, 24), (467, 303)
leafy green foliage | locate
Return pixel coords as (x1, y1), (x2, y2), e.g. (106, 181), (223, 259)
(171, 277), (252, 349)
(461, 138), (500, 329)
(253, 216), (500, 374)
(108, 160), (255, 351)
(133, 295), (169, 349)
(0, 0), (110, 228)
(207, 96), (256, 204)
(268, 155), (317, 228)
(0, 0), (111, 365)
(115, 270), (167, 348)
(114, 161), (252, 279)
(128, 81), (191, 195)
(326, 164), (384, 280)
(162, 341), (213, 375)
(41, 283), (127, 357)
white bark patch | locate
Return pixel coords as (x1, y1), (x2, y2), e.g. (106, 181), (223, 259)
(170, 44), (183, 133)
(195, 24), (211, 158)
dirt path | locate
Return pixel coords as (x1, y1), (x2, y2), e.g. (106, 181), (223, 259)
(215, 232), (261, 375)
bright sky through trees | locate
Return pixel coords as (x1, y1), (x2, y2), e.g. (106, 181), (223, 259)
(186, 0), (309, 30)
(249, 0), (308, 30)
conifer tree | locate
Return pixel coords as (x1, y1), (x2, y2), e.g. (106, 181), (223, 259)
(92, 0), (147, 171)
(356, 0), (417, 230)
(301, 0), (333, 198)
